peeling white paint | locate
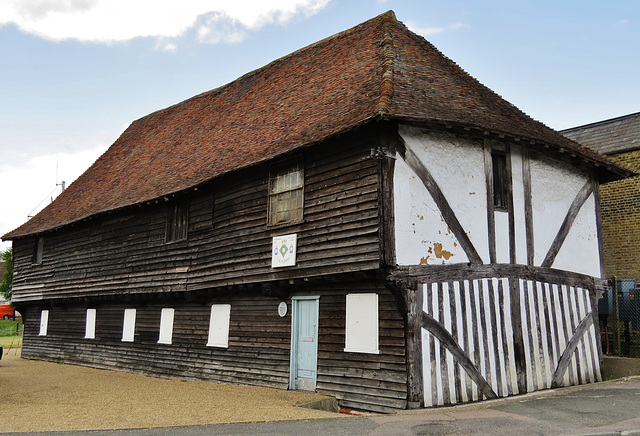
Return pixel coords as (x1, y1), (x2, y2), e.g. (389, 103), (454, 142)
(396, 125), (488, 265)
(394, 124), (601, 276)
(394, 157), (468, 265)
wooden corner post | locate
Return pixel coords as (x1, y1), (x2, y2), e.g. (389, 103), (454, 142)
(402, 279), (424, 408)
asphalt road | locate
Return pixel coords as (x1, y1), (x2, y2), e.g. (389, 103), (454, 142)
(7, 377), (640, 436)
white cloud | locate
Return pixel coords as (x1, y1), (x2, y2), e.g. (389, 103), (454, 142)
(0, 143), (109, 250)
(0, 0), (331, 44)
(407, 21), (468, 37)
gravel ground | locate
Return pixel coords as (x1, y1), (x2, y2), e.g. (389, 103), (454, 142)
(0, 352), (344, 433)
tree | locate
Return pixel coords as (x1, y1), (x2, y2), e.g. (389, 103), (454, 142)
(0, 247), (13, 302)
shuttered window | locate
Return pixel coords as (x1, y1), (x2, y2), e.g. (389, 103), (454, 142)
(207, 304), (231, 348)
(122, 309), (136, 342)
(85, 308), (96, 339)
(344, 293), (379, 354)
(268, 160), (304, 225)
(158, 308), (175, 345)
(166, 199), (189, 242)
(38, 310), (49, 336)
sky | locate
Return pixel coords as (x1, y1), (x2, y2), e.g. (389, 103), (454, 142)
(1, 0), (639, 251)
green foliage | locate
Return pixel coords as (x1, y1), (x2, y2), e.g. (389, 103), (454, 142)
(0, 247), (13, 301)
(0, 320), (22, 337)
(0, 320), (22, 350)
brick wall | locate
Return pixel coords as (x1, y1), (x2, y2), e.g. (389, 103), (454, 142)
(600, 149), (640, 280)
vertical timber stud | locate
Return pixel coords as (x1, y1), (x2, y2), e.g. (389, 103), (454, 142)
(403, 279), (424, 408)
(377, 122), (397, 268)
(483, 139), (497, 264)
(522, 147), (535, 266)
(592, 173), (606, 376)
(509, 277), (527, 393)
(591, 280), (606, 381)
(592, 175), (606, 281)
(505, 143), (516, 264)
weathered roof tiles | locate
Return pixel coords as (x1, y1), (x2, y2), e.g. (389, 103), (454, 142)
(3, 10), (631, 240)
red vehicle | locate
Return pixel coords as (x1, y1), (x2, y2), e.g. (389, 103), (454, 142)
(0, 304), (14, 320)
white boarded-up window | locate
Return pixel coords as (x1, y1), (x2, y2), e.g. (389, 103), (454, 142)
(158, 308), (175, 345)
(85, 309), (97, 339)
(38, 310), (49, 336)
(122, 309), (136, 342)
(207, 304), (231, 348)
(344, 293), (379, 354)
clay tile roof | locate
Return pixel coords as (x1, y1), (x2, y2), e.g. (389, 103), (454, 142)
(561, 112), (640, 156)
(3, 10), (632, 240)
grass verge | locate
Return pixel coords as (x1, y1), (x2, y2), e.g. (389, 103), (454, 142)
(0, 319), (23, 350)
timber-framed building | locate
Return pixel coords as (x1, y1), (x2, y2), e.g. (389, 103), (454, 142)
(3, 11), (632, 412)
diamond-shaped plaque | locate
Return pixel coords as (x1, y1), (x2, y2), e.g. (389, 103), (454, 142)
(271, 234), (297, 268)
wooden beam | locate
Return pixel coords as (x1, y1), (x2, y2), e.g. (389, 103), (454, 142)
(522, 148), (534, 266)
(421, 312), (497, 400)
(551, 312), (593, 388)
(508, 277), (527, 393)
(388, 263), (603, 291)
(398, 141), (483, 264)
(505, 144), (516, 264)
(377, 122), (398, 268)
(592, 176), (605, 280)
(541, 181), (593, 268)
(483, 139), (497, 263)
(403, 286), (424, 408)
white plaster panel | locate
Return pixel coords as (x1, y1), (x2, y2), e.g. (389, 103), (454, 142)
(552, 194), (602, 277)
(529, 154), (589, 266)
(494, 211), (510, 263)
(398, 125), (489, 264)
(510, 145), (528, 264)
(394, 158), (468, 265)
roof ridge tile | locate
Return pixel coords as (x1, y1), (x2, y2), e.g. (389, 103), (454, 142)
(376, 13), (396, 117)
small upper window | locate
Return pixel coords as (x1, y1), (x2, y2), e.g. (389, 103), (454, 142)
(32, 237), (44, 265)
(268, 160), (304, 226)
(166, 199), (189, 242)
(492, 152), (508, 210)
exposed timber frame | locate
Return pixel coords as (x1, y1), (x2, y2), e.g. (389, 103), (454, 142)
(397, 136), (483, 264)
(541, 180), (594, 268)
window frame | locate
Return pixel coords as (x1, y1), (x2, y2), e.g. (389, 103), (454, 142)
(32, 237), (44, 265)
(165, 198), (190, 243)
(267, 158), (304, 226)
(491, 151), (509, 211)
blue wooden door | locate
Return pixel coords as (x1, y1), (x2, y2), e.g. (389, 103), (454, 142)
(290, 297), (319, 391)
